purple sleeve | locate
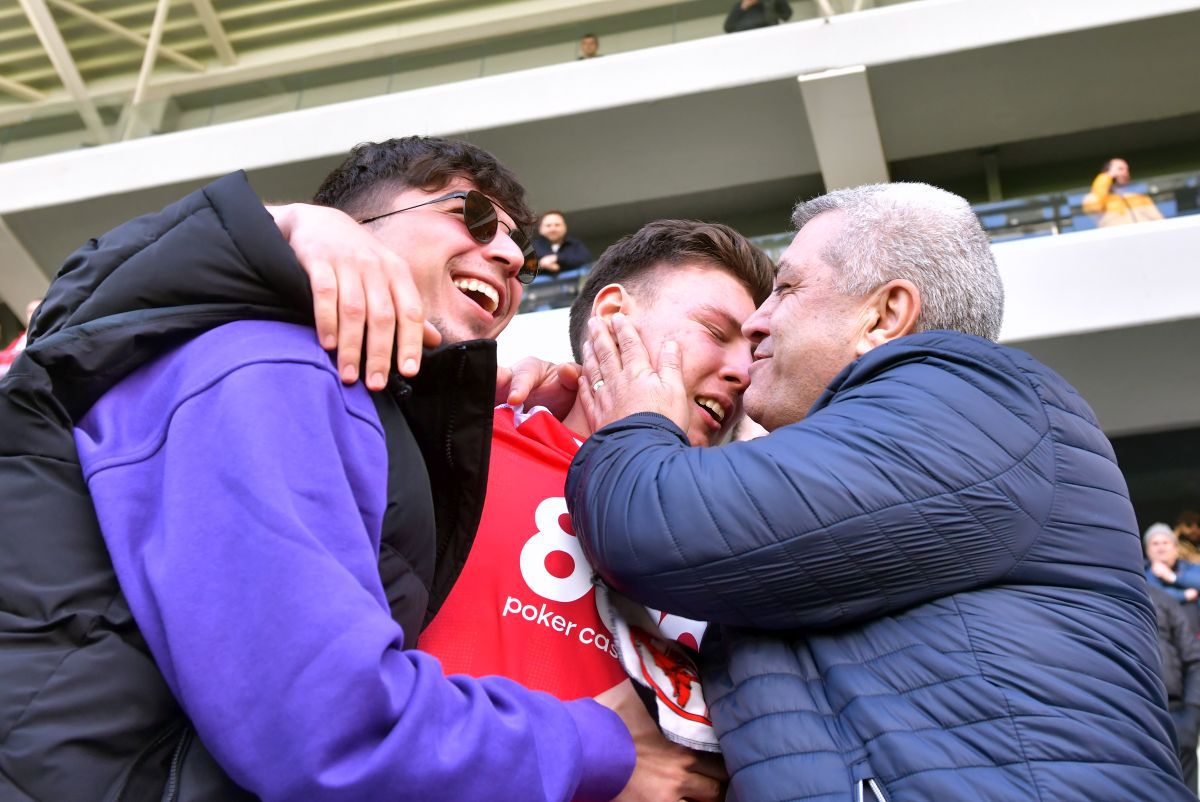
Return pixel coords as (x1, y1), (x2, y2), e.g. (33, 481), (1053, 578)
(75, 327), (633, 802)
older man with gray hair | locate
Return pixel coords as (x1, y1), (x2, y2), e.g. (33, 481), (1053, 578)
(570, 183), (1191, 801)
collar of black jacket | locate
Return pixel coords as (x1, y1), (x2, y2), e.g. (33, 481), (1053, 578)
(390, 338), (496, 625)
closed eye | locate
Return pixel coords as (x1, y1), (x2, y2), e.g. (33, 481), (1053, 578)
(704, 322), (729, 343)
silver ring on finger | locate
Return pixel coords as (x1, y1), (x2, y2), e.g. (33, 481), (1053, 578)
(592, 379), (605, 392)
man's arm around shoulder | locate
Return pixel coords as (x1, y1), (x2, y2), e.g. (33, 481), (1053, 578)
(568, 339), (1050, 630)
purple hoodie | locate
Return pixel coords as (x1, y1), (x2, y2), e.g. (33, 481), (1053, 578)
(74, 320), (634, 802)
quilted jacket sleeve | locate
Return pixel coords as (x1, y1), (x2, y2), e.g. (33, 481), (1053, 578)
(567, 334), (1056, 630)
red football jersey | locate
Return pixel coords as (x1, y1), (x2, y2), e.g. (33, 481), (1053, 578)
(419, 406), (628, 699)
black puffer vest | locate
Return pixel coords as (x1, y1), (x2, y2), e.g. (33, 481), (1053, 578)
(0, 174), (494, 800)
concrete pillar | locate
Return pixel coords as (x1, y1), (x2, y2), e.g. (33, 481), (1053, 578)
(797, 65), (889, 191)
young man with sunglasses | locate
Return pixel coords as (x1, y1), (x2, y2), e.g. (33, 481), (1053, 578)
(0, 138), (715, 802)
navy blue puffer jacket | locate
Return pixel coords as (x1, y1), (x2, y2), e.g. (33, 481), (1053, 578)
(567, 331), (1190, 802)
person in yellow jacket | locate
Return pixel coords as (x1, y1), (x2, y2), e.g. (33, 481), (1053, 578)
(1083, 157), (1164, 227)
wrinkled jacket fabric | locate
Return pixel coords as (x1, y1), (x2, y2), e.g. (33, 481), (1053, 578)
(0, 173), (494, 800)
(568, 331), (1190, 801)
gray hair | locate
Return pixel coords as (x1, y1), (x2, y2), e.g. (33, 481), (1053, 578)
(792, 183), (1004, 341)
(1143, 522), (1176, 549)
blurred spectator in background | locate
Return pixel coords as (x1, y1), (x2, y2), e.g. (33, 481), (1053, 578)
(532, 211), (593, 276)
(0, 298), (41, 378)
(724, 0), (792, 33)
(1146, 521), (1200, 631)
(1149, 584), (1200, 795)
(1177, 510), (1200, 562)
(578, 33), (601, 59)
(1082, 157), (1164, 227)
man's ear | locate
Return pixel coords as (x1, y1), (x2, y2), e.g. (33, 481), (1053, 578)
(855, 279), (920, 357)
(591, 283), (634, 321)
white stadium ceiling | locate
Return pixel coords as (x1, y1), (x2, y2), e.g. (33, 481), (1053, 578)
(0, 0), (725, 135)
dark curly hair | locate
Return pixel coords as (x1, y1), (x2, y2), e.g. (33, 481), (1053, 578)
(567, 220), (775, 363)
(312, 136), (533, 232)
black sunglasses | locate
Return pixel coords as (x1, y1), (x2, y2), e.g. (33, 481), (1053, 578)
(358, 190), (539, 284)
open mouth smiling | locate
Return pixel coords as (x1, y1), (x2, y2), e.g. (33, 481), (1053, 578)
(696, 396), (727, 426)
(453, 276), (500, 315)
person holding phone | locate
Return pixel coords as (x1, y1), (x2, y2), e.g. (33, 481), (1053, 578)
(1082, 157), (1164, 227)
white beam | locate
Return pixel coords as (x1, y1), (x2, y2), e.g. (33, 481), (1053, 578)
(189, 0), (237, 65)
(0, 0), (711, 126)
(0, 216), (51, 318)
(0, 74), (45, 101)
(121, 0), (170, 140)
(996, 215), (1200, 343)
(798, 65), (888, 190)
(116, 95), (178, 140)
(46, 0), (206, 73)
(17, 0), (110, 144)
(996, 216), (1200, 436)
(0, 0), (435, 85)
